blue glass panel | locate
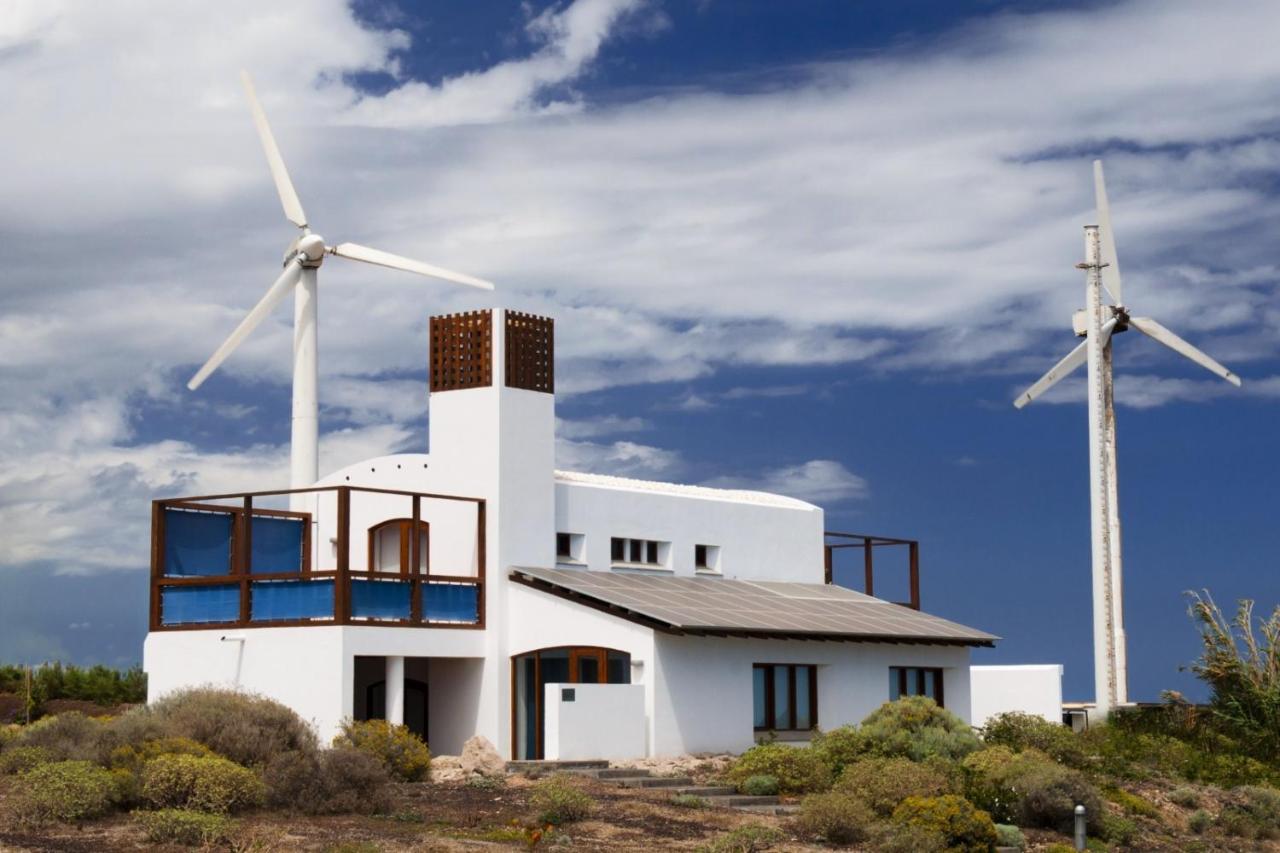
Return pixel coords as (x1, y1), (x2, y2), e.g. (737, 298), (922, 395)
(163, 509), (233, 576)
(889, 667), (902, 701)
(795, 666), (812, 730)
(161, 584), (239, 625)
(250, 580), (333, 622)
(773, 666), (791, 729)
(753, 667), (767, 728)
(351, 579), (411, 620)
(424, 582), (479, 623)
(250, 515), (305, 574)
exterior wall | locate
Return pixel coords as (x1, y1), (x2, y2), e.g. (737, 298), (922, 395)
(651, 634), (973, 756)
(969, 665), (1064, 727)
(543, 683), (646, 761)
(555, 481), (825, 582)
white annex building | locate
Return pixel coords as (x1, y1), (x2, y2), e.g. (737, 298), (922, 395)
(144, 308), (1002, 761)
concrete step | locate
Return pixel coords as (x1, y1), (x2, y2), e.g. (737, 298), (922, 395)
(567, 767), (652, 779)
(703, 794), (781, 808)
(736, 803), (800, 815)
(505, 759), (609, 774)
(616, 776), (695, 789)
(671, 786), (736, 797)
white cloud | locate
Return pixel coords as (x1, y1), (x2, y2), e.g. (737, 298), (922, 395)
(706, 459), (869, 504)
(556, 437), (682, 478)
(555, 415), (650, 439)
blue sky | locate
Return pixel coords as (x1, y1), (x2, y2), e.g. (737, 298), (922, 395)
(1, 0), (1278, 704)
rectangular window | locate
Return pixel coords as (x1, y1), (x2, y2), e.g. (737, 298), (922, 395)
(695, 544), (720, 572)
(889, 667), (945, 708)
(630, 539), (643, 562)
(752, 664), (817, 732)
(557, 533), (571, 559)
(610, 538), (667, 567)
(695, 544), (707, 568)
(611, 537), (626, 561)
(556, 532), (583, 563)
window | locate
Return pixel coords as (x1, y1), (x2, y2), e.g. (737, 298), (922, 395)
(889, 666), (944, 707)
(610, 537), (666, 567)
(556, 532), (583, 563)
(367, 519), (429, 574)
(695, 544), (720, 572)
(752, 664), (817, 731)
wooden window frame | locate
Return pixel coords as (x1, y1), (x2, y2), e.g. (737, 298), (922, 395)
(509, 645), (631, 760)
(752, 663), (818, 733)
(367, 518), (431, 575)
(890, 666), (945, 709)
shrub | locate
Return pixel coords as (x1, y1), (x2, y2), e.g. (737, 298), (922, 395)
(263, 747), (394, 815)
(698, 824), (785, 853)
(835, 755), (956, 816)
(1102, 811), (1138, 844)
(1168, 786), (1200, 808)
(982, 712), (1085, 767)
(672, 793), (709, 808)
(140, 753), (265, 814)
(796, 791), (874, 844)
(148, 688), (318, 767)
(999, 753), (1103, 835)
(0, 745), (52, 774)
(14, 711), (109, 762)
(1217, 785), (1280, 839)
(6, 760), (119, 826)
(726, 743), (832, 794)
(859, 697), (980, 762)
(1105, 785), (1159, 819)
(994, 823), (1025, 849)
(333, 718), (430, 782)
(134, 808), (237, 846)
(866, 822), (948, 852)
(740, 774), (779, 796)
(960, 745), (1018, 823)
(891, 794), (998, 853)
(1188, 808), (1212, 833)
(810, 725), (866, 776)
(529, 773), (595, 825)
(109, 736), (214, 772)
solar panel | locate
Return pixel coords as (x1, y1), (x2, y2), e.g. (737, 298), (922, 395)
(510, 567), (997, 645)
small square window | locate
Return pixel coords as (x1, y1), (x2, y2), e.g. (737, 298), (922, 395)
(695, 544), (720, 572)
(556, 533), (571, 559)
(646, 541), (658, 564)
(611, 537), (625, 561)
(695, 544), (707, 568)
(630, 539), (643, 562)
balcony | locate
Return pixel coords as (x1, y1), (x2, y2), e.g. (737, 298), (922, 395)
(149, 485), (486, 631)
(824, 531), (920, 610)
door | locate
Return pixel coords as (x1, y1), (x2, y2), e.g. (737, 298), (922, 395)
(512, 646), (630, 760)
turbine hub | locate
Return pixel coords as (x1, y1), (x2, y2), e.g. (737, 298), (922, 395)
(284, 233), (327, 268)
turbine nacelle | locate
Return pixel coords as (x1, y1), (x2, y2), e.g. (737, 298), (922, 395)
(1072, 305), (1128, 337)
(285, 233), (328, 268)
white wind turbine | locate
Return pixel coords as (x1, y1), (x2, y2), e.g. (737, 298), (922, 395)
(1014, 160), (1242, 721)
(188, 72), (494, 494)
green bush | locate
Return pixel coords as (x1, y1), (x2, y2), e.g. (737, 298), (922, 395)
(740, 774), (779, 796)
(960, 745), (1018, 823)
(140, 753), (265, 814)
(148, 688), (318, 768)
(1000, 754), (1103, 835)
(726, 743), (832, 794)
(14, 711), (109, 763)
(982, 712), (1085, 767)
(994, 822), (1025, 849)
(1101, 811), (1138, 845)
(795, 791), (874, 844)
(810, 724), (866, 776)
(1105, 785), (1159, 818)
(1168, 786), (1200, 808)
(697, 824), (785, 853)
(859, 697), (980, 762)
(134, 808), (237, 846)
(109, 736), (213, 772)
(891, 794), (998, 853)
(263, 747), (394, 815)
(866, 822), (948, 852)
(333, 718), (431, 782)
(672, 793), (709, 808)
(835, 755), (956, 816)
(0, 745), (52, 774)
(6, 760), (119, 826)
(529, 773), (595, 825)
(1188, 808), (1212, 833)
(1217, 785), (1280, 840)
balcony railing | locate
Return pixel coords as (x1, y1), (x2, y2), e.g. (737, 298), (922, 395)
(149, 485), (486, 631)
(824, 531), (920, 610)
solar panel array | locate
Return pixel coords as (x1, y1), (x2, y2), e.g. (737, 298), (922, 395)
(511, 567), (997, 645)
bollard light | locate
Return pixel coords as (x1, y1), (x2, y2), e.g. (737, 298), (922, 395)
(1074, 804), (1087, 851)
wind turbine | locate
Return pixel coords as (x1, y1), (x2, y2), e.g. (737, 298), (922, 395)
(1014, 160), (1242, 721)
(188, 72), (493, 495)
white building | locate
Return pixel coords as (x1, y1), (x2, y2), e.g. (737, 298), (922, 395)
(144, 308), (997, 760)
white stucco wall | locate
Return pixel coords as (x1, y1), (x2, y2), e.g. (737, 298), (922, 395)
(543, 683), (646, 760)
(969, 665), (1063, 727)
(651, 634), (973, 756)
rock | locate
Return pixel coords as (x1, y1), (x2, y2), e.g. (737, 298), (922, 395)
(459, 735), (505, 778)
(430, 754), (466, 782)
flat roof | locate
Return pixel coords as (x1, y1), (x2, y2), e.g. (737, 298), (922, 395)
(510, 567), (998, 646)
(553, 470), (817, 510)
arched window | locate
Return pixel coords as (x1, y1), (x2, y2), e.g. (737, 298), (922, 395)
(511, 646), (631, 760)
(367, 519), (430, 574)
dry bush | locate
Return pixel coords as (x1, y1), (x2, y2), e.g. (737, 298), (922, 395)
(981, 712), (1085, 767)
(795, 791), (874, 844)
(140, 753), (265, 814)
(999, 753), (1103, 835)
(148, 688), (317, 768)
(529, 773), (595, 825)
(5, 760), (120, 827)
(134, 808), (238, 846)
(835, 755), (957, 816)
(109, 736), (213, 773)
(12, 711), (110, 763)
(333, 718), (430, 782)
(0, 745), (52, 775)
(263, 746), (394, 815)
(891, 794), (998, 853)
(726, 743), (832, 794)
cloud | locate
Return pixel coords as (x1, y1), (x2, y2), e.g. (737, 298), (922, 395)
(706, 459), (869, 504)
(555, 415), (650, 439)
(556, 437), (682, 478)
(1032, 373), (1280, 409)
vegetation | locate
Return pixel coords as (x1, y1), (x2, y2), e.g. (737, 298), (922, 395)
(858, 696), (981, 762)
(0, 662), (146, 720)
(835, 755), (956, 816)
(263, 746), (395, 815)
(891, 794), (998, 853)
(529, 773), (595, 825)
(725, 742), (832, 794)
(5, 760), (120, 827)
(333, 717), (431, 782)
(148, 688), (318, 768)
(672, 793), (710, 808)
(133, 808), (237, 846)
(795, 791), (874, 844)
(138, 753), (266, 814)
(994, 822), (1026, 850)
(981, 711), (1086, 767)
(697, 824), (785, 853)
(740, 773), (779, 796)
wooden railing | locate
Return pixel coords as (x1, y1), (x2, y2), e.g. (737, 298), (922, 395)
(149, 485), (486, 631)
(824, 531), (920, 610)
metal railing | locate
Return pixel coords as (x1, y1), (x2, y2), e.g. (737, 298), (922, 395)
(824, 531), (920, 610)
(149, 485), (486, 631)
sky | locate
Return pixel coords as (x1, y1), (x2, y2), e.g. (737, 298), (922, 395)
(1, 0), (1278, 703)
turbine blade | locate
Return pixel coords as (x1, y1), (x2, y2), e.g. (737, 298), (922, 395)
(1014, 339), (1089, 409)
(1129, 316), (1243, 387)
(1094, 160), (1122, 304)
(330, 242), (494, 290)
(240, 70), (307, 228)
(187, 259), (304, 390)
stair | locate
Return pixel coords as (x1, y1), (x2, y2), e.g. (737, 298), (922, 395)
(561, 765), (787, 814)
(506, 759), (609, 774)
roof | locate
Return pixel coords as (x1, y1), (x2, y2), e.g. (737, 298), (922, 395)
(510, 566), (998, 646)
(553, 470), (817, 510)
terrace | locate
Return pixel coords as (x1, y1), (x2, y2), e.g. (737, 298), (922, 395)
(824, 531), (921, 610)
(149, 485), (486, 631)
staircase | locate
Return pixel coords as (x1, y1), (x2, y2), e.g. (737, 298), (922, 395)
(557, 766), (796, 815)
